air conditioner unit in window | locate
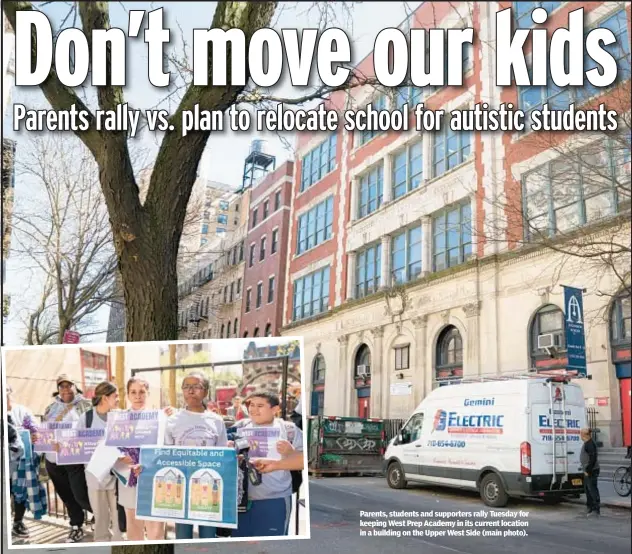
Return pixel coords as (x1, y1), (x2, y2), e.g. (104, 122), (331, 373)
(357, 364), (369, 376)
(538, 333), (564, 357)
(538, 334), (555, 349)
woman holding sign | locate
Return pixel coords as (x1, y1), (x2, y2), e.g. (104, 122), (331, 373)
(164, 371), (228, 540)
(41, 374), (93, 543)
(117, 377), (167, 541)
(76, 381), (126, 543)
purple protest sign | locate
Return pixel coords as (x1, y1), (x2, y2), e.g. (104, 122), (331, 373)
(56, 429), (105, 465)
(238, 427), (281, 459)
(34, 422), (74, 453)
(105, 410), (163, 447)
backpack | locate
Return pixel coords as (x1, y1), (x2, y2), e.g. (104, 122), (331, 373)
(86, 409), (94, 428)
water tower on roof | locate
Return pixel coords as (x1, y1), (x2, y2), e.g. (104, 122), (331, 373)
(241, 139), (276, 191)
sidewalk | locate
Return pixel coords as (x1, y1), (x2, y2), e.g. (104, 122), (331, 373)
(567, 478), (631, 510)
(13, 485), (308, 546)
(9, 514), (95, 546)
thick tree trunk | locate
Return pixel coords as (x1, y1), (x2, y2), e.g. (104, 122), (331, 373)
(118, 222), (180, 343)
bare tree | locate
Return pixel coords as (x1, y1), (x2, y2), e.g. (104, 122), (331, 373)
(475, 82), (631, 308)
(3, 1), (377, 346)
(11, 134), (118, 344)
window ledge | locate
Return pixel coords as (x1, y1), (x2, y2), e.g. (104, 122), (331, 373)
(352, 132), (384, 154)
(297, 166), (339, 197)
(293, 234), (336, 261)
(426, 157), (474, 187)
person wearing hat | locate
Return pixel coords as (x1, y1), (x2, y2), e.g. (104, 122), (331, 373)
(41, 374), (93, 543)
(76, 381), (128, 542)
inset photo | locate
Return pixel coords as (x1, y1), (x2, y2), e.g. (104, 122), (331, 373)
(2, 338), (309, 548)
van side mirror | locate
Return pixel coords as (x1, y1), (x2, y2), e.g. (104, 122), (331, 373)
(396, 433), (403, 445)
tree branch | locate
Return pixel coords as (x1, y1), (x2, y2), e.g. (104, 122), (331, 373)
(3, 1), (105, 160)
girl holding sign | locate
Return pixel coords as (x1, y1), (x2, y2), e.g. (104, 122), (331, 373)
(117, 377), (167, 541)
(77, 381), (126, 542)
(164, 371), (228, 540)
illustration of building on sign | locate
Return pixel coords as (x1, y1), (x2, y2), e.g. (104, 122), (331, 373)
(189, 469), (223, 521)
(152, 468), (185, 519)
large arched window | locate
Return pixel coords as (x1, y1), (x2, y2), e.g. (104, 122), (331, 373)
(529, 304), (566, 369)
(354, 344), (371, 378)
(311, 354), (326, 416)
(265, 323), (272, 337)
(435, 326), (463, 380)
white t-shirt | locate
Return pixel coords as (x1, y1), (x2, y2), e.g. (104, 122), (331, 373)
(164, 409), (228, 447)
(77, 409), (116, 490)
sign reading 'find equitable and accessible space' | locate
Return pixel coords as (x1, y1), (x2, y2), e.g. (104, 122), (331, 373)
(136, 447), (239, 529)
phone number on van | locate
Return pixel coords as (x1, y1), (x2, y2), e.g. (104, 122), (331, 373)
(427, 440), (466, 448)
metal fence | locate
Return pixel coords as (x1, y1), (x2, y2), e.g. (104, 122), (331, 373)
(383, 419), (406, 443)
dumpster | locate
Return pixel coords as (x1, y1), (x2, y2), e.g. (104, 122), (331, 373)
(307, 416), (385, 475)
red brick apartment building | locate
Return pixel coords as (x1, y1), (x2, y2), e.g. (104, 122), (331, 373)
(280, 1), (631, 447)
(240, 161), (294, 338)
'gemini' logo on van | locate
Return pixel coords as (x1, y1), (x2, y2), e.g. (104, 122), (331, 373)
(463, 398), (495, 406)
(432, 410), (447, 432)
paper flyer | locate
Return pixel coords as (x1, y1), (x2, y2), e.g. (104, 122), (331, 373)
(33, 421), (75, 454)
(105, 409), (165, 448)
(55, 428), (105, 465)
(238, 426), (283, 460)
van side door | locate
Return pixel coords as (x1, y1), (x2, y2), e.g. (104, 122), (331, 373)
(399, 413), (424, 479)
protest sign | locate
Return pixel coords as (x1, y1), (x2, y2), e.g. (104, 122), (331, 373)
(136, 446), (238, 529)
(238, 426), (282, 460)
(33, 422), (74, 454)
(56, 429), (105, 465)
(105, 409), (164, 447)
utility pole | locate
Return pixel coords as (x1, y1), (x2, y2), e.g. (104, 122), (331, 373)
(115, 345), (125, 408)
(169, 344), (177, 407)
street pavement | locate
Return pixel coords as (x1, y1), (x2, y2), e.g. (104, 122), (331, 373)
(176, 477), (631, 554)
(3, 478), (630, 554)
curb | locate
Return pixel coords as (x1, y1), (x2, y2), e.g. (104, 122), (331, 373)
(567, 497), (631, 511)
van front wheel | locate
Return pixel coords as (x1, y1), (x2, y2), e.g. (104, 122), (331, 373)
(480, 473), (508, 507)
(387, 461), (407, 489)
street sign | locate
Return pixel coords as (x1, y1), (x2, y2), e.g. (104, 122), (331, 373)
(63, 330), (80, 344)
(562, 286), (587, 377)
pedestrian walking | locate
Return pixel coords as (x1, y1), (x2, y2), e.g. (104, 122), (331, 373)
(580, 428), (600, 516)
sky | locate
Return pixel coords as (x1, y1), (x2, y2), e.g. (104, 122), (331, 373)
(2, 1), (422, 346)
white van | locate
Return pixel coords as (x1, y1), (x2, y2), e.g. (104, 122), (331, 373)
(384, 376), (587, 507)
